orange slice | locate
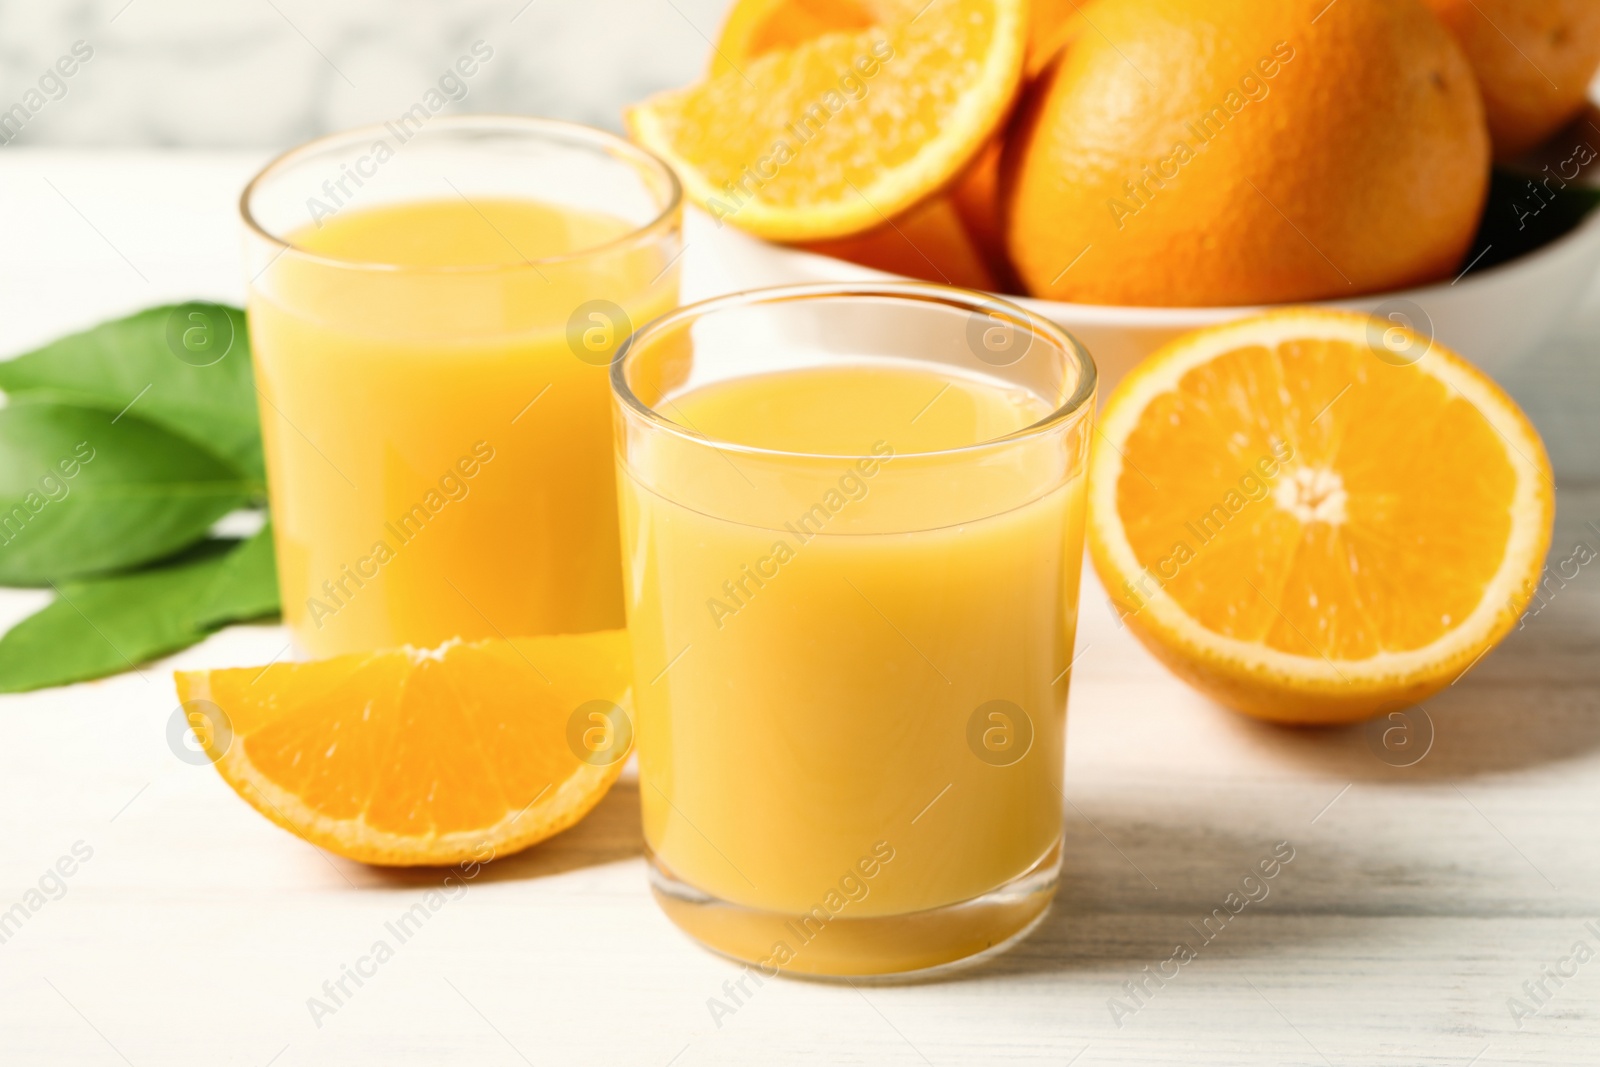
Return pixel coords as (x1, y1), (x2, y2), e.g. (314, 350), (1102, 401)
(173, 632), (633, 865)
(628, 0), (1027, 241)
(1087, 310), (1554, 724)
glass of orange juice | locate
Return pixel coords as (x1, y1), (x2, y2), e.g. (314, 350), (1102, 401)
(240, 117), (681, 656)
(611, 283), (1096, 978)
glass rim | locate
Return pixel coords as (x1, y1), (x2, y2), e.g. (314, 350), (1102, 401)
(611, 282), (1098, 461)
(238, 114), (684, 275)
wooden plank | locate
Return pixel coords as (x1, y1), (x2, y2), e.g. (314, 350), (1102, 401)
(0, 152), (1596, 1065)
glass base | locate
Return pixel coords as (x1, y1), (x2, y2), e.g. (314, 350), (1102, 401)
(647, 837), (1061, 980)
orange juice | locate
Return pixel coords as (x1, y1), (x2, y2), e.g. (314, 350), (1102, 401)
(247, 196), (677, 655)
(617, 350), (1092, 975)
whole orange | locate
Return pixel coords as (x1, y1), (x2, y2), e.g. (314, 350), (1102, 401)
(1423, 0), (1600, 159)
(1004, 0), (1490, 307)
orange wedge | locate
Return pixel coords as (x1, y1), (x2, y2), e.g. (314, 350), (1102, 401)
(1087, 310), (1554, 725)
(173, 632), (633, 865)
(628, 0), (1027, 241)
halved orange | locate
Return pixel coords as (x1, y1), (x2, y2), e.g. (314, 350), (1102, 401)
(708, 0), (1082, 80)
(173, 632), (633, 865)
(703, 0), (1040, 278)
(708, 0), (887, 78)
(628, 0), (1027, 241)
(1088, 310), (1554, 724)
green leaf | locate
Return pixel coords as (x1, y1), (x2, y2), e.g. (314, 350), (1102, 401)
(0, 401), (254, 584)
(0, 539), (259, 693)
(193, 521), (279, 628)
(0, 302), (263, 480)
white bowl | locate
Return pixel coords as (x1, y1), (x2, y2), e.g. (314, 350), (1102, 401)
(681, 201), (1600, 390)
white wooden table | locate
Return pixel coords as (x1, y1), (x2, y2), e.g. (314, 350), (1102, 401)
(1, 151), (1597, 1066)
